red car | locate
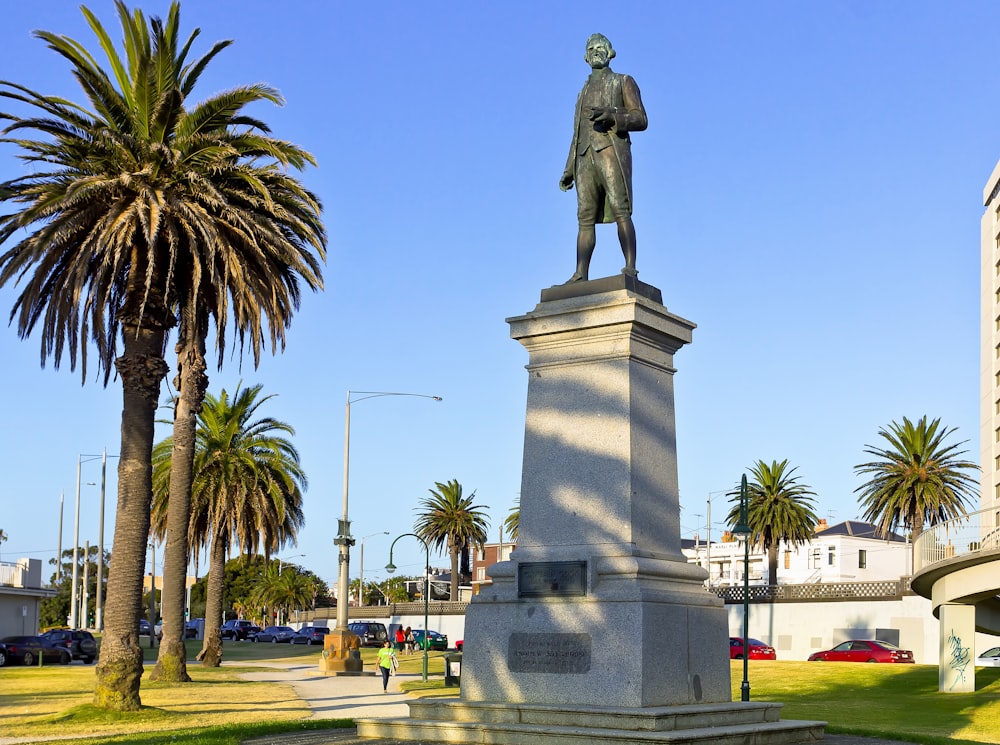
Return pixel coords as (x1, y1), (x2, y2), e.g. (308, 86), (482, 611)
(729, 637), (776, 660)
(808, 639), (914, 663)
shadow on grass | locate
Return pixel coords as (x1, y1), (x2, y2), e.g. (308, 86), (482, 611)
(51, 719), (355, 745)
(746, 661), (1000, 744)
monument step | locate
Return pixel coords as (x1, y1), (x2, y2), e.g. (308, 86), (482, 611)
(356, 716), (826, 745)
(407, 698), (787, 730)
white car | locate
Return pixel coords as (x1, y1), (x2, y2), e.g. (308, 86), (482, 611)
(976, 646), (1000, 667)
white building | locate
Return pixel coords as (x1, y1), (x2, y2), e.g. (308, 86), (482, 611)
(684, 519), (909, 586)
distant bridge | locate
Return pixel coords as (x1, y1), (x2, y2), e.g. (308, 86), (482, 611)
(910, 507), (1000, 691)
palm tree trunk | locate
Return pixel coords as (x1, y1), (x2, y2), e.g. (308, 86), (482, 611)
(449, 542), (460, 600)
(197, 535), (226, 667)
(767, 543), (779, 587)
(152, 320), (207, 682)
(93, 315), (170, 710)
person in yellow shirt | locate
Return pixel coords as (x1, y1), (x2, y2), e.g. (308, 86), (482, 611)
(376, 640), (396, 692)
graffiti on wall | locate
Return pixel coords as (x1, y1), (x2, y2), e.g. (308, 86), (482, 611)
(946, 628), (971, 690)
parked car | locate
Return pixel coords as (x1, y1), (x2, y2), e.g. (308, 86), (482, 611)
(455, 639), (464, 652)
(348, 622), (388, 647)
(729, 637), (776, 660)
(808, 640), (914, 663)
(220, 619), (259, 641)
(40, 628), (98, 663)
(291, 626), (330, 645)
(0, 636), (71, 666)
(185, 619), (203, 639)
(138, 618), (153, 636)
(411, 629), (448, 651)
(976, 646), (1000, 667)
(255, 626), (296, 643)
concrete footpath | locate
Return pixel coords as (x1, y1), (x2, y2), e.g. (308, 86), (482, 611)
(237, 663), (917, 745)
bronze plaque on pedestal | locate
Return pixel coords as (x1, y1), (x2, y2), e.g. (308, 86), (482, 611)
(518, 561), (587, 597)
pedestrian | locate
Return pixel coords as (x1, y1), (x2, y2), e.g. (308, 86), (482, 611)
(404, 626), (415, 655)
(394, 625), (406, 652)
(376, 640), (396, 692)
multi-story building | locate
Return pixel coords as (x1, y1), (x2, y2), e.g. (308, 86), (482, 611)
(683, 519), (908, 586)
(982, 160), (1000, 525)
(469, 540), (516, 594)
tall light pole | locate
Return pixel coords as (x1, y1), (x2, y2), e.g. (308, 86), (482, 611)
(56, 490), (64, 582)
(335, 391), (441, 632)
(386, 533), (430, 682)
(358, 532), (389, 605)
(70, 453), (99, 629)
(705, 488), (729, 587)
(732, 474), (752, 702)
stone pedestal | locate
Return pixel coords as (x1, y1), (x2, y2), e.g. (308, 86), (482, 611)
(317, 628), (365, 675)
(461, 277), (729, 708)
(357, 276), (824, 743)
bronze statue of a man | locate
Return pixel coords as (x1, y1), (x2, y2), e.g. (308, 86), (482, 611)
(560, 33), (647, 283)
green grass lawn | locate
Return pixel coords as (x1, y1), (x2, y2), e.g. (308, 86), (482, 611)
(3, 646), (999, 745)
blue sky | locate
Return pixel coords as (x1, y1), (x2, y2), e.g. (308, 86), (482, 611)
(0, 1), (991, 588)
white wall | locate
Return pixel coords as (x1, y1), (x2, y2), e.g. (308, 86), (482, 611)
(726, 595), (998, 665)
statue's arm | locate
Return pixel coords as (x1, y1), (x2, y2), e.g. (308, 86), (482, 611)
(613, 75), (647, 133)
(560, 102), (580, 191)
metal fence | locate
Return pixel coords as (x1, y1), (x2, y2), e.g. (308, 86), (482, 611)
(713, 578), (912, 604)
(0, 561), (23, 587)
(912, 507), (1000, 573)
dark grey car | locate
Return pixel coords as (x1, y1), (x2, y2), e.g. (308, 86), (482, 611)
(40, 629), (98, 663)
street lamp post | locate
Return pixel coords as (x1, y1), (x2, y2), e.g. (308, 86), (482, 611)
(70, 453), (99, 629)
(386, 533), (430, 682)
(358, 532), (389, 606)
(277, 553), (306, 575)
(274, 554), (305, 625)
(732, 474), (752, 702)
(335, 391), (441, 632)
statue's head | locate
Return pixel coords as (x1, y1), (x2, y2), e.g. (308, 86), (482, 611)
(585, 33), (615, 69)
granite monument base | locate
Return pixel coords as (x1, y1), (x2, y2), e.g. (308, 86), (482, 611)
(357, 278), (825, 743)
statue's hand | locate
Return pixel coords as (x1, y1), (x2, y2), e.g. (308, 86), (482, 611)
(559, 172), (574, 192)
(589, 107), (615, 127)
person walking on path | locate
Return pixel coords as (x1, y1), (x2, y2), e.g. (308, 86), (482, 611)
(376, 641), (397, 692)
(394, 626), (406, 652)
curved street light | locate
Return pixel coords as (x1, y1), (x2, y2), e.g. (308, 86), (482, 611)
(335, 391), (441, 634)
(732, 473), (752, 702)
(386, 533), (429, 682)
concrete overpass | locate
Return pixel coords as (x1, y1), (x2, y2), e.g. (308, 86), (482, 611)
(911, 507), (1000, 691)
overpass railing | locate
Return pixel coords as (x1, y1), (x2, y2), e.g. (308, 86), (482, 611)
(912, 507), (1000, 573)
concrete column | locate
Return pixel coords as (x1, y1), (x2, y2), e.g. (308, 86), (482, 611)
(938, 603), (976, 692)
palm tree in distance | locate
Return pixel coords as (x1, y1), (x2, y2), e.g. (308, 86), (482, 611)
(854, 416), (979, 543)
(151, 384), (305, 666)
(0, 2), (324, 703)
(415, 480), (490, 600)
(726, 460), (819, 588)
(251, 563), (317, 626)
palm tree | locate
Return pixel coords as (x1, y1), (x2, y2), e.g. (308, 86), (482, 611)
(503, 500), (520, 543)
(414, 480), (490, 600)
(0, 2), (324, 703)
(251, 563), (316, 626)
(726, 460), (819, 587)
(1, 3), (183, 708)
(151, 384), (305, 666)
(854, 416), (979, 544)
